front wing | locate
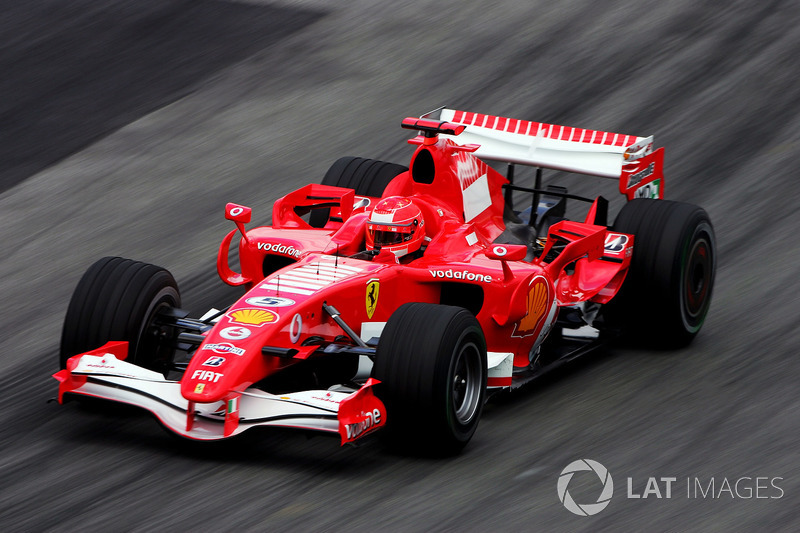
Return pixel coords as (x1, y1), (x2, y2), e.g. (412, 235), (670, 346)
(53, 343), (386, 445)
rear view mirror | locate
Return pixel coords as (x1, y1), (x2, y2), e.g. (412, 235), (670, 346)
(225, 203), (252, 224)
(485, 244), (527, 261)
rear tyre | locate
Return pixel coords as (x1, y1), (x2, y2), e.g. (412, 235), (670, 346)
(604, 199), (716, 347)
(372, 303), (487, 455)
(309, 156), (408, 228)
(60, 257), (181, 373)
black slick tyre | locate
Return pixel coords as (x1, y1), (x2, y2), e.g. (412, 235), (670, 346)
(309, 156), (407, 228)
(372, 303), (487, 455)
(60, 257), (181, 373)
(605, 199), (716, 348)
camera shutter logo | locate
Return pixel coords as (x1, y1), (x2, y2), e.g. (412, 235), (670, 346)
(557, 459), (614, 516)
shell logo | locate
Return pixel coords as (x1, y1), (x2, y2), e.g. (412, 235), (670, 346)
(516, 276), (550, 335)
(228, 308), (279, 327)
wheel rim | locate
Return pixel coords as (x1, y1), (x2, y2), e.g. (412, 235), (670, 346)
(681, 229), (714, 328)
(451, 341), (482, 425)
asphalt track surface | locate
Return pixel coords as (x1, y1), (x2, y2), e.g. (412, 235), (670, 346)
(1, 1), (800, 531)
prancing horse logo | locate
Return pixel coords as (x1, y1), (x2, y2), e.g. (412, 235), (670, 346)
(366, 279), (380, 319)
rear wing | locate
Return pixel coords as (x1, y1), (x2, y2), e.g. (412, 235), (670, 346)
(433, 108), (664, 199)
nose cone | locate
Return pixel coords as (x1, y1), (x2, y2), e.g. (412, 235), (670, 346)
(182, 367), (228, 402)
(179, 307), (285, 403)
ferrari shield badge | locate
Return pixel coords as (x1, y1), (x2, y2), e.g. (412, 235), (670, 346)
(366, 279), (380, 319)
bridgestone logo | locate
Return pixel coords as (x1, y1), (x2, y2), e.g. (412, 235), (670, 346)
(429, 269), (492, 283)
(258, 242), (301, 258)
(626, 162), (655, 189)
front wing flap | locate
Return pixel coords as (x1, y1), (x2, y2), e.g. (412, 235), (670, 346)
(54, 343), (385, 445)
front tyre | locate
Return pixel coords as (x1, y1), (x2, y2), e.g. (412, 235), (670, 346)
(372, 303), (487, 455)
(60, 257), (181, 373)
(605, 199), (716, 347)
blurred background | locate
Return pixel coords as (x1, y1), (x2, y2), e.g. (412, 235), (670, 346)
(1, 0), (799, 530)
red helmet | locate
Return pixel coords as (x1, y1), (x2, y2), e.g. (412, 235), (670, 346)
(366, 197), (425, 258)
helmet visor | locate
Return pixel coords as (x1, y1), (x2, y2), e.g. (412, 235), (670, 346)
(369, 227), (414, 247)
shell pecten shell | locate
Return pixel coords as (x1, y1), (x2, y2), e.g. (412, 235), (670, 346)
(228, 308), (278, 326)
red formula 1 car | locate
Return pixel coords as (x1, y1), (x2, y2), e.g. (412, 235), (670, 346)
(54, 108), (715, 454)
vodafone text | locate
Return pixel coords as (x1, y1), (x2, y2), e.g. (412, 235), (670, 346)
(429, 269), (492, 283)
(344, 408), (382, 440)
(258, 242), (302, 258)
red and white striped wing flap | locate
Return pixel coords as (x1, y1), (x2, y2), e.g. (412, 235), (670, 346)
(439, 109), (653, 179)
